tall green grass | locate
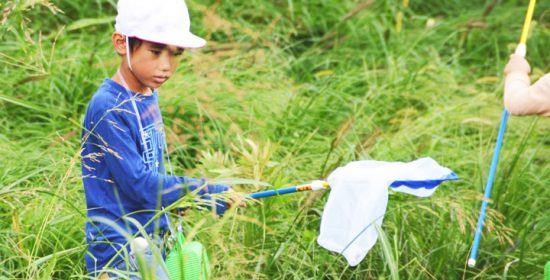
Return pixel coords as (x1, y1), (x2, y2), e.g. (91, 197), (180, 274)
(1, 0), (550, 279)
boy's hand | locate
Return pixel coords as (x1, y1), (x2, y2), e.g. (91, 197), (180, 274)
(504, 54), (531, 76)
(201, 184), (246, 216)
(224, 188), (246, 208)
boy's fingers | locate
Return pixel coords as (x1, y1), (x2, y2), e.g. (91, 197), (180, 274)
(504, 54), (531, 75)
(227, 193), (246, 208)
(224, 189), (246, 208)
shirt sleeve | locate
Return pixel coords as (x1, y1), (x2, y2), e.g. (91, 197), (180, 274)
(504, 72), (550, 117)
(89, 102), (228, 209)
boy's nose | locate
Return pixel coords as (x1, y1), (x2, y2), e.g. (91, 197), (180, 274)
(159, 56), (173, 72)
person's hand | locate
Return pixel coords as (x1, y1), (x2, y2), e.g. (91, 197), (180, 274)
(224, 188), (246, 208)
(202, 185), (246, 216)
(504, 54), (531, 76)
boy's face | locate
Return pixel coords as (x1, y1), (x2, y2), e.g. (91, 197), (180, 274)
(129, 40), (184, 89)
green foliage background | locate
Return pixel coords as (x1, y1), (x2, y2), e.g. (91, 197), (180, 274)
(1, 0), (549, 279)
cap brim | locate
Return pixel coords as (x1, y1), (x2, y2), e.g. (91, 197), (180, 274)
(133, 31), (206, 49)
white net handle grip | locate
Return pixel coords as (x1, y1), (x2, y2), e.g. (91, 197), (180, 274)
(311, 180), (330, 191)
(514, 43), (526, 57)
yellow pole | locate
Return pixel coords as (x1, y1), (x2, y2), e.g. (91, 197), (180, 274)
(520, 0), (536, 44)
(515, 0), (536, 57)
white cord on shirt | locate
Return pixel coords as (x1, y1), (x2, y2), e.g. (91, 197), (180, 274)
(117, 69), (176, 236)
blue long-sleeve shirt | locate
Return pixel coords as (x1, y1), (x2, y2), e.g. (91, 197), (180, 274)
(81, 79), (228, 274)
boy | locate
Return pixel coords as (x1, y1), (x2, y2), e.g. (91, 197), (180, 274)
(504, 54), (550, 116)
(81, 0), (232, 278)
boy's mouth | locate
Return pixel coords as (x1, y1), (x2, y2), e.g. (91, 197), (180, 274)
(153, 76), (169, 84)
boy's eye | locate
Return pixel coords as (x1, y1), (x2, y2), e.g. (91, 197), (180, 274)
(174, 52), (184, 57)
(150, 50), (161, 55)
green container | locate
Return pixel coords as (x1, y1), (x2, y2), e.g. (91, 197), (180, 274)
(544, 261), (550, 280)
(165, 232), (211, 280)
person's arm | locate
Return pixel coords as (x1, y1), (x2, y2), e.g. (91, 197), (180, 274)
(89, 102), (229, 210)
(503, 55), (550, 117)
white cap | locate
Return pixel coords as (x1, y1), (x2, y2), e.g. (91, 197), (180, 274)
(115, 0), (206, 49)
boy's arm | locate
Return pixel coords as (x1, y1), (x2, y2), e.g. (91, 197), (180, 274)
(504, 55), (550, 117)
(90, 106), (228, 209)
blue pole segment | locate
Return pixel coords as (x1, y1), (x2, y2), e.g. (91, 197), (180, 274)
(249, 186), (298, 199)
(468, 110), (509, 267)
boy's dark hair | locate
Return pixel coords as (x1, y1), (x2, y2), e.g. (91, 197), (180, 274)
(128, 37), (143, 52)
(127, 37), (184, 54)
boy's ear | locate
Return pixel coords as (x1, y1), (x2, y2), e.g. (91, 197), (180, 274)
(112, 32), (127, 56)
